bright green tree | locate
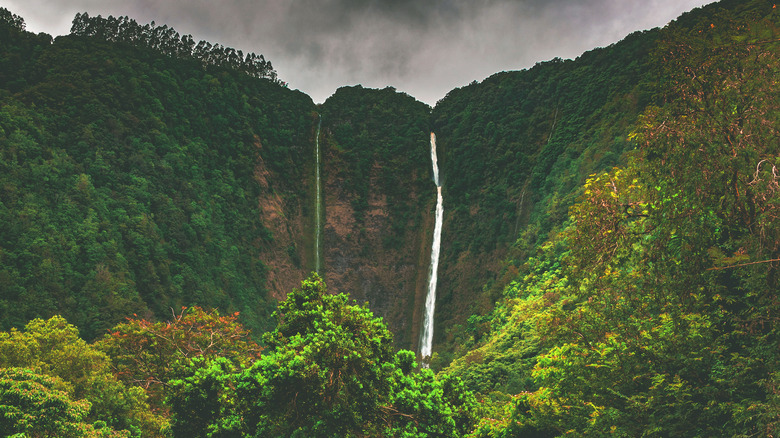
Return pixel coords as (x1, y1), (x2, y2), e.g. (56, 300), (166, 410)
(0, 316), (166, 437)
(0, 367), (129, 437)
(384, 349), (478, 437)
(167, 357), (242, 438)
(239, 273), (395, 436)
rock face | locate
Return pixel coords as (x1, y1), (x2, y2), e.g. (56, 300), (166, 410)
(316, 86), (435, 349)
(321, 156), (433, 349)
(247, 95), (435, 350)
(253, 134), (309, 302)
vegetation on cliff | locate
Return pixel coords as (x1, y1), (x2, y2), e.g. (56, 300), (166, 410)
(321, 85), (432, 226)
(429, 16), (658, 358)
(317, 85), (434, 348)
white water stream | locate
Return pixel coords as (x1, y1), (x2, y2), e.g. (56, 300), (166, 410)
(314, 115), (322, 273)
(420, 132), (443, 362)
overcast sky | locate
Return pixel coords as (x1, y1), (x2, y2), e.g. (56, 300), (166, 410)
(4, 0), (715, 105)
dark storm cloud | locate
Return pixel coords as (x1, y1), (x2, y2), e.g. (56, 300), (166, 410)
(5, 0), (715, 104)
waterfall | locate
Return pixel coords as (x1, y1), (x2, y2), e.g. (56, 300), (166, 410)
(314, 115), (322, 273)
(420, 132), (443, 362)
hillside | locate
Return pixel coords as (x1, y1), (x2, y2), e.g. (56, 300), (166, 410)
(444, 0), (780, 435)
(430, 26), (657, 356)
(0, 12), (316, 338)
(0, 11), (438, 348)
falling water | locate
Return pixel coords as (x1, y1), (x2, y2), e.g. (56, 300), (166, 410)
(314, 115), (322, 273)
(420, 132), (443, 362)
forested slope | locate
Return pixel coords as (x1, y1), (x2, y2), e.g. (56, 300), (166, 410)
(2, 0), (780, 435)
(0, 10), (441, 350)
(446, 0), (780, 435)
(0, 12), (315, 338)
(430, 23), (659, 358)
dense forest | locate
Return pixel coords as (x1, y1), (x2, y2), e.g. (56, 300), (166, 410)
(0, 8), (314, 340)
(1, 0), (780, 436)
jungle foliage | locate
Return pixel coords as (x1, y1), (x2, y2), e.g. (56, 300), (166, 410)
(0, 276), (478, 437)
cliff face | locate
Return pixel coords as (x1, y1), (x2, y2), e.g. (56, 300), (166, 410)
(246, 93), (435, 350)
(252, 134), (310, 303)
(320, 156), (433, 348)
(305, 31), (657, 352)
(316, 86), (434, 349)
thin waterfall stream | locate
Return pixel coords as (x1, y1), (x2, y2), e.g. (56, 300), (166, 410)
(420, 132), (443, 363)
(314, 115), (322, 273)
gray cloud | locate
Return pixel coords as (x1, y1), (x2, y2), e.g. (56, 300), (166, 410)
(4, 0), (715, 104)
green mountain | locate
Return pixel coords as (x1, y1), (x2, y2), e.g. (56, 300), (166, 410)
(0, 11), (315, 338)
(1, 0), (780, 435)
(442, 0), (780, 435)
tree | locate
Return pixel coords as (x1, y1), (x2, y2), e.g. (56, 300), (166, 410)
(384, 350), (478, 437)
(97, 307), (262, 410)
(166, 274), (478, 437)
(167, 357), (242, 438)
(0, 7), (24, 31)
(239, 273), (395, 436)
(0, 315), (166, 437)
(0, 368), (129, 437)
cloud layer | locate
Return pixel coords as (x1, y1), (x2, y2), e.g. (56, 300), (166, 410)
(5, 0), (714, 104)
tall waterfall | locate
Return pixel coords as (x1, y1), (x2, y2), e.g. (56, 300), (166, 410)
(314, 115), (322, 273)
(420, 132), (443, 362)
